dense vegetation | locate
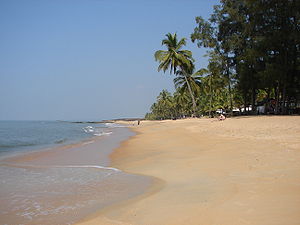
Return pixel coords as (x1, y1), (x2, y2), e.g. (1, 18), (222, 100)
(145, 0), (299, 120)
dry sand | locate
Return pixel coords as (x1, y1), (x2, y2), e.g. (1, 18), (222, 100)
(77, 116), (300, 225)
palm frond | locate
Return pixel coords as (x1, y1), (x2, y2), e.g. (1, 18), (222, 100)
(194, 68), (209, 76)
(176, 38), (187, 50)
(154, 50), (168, 61)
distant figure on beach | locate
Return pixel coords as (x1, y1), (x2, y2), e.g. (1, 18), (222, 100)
(138, 119), (140, 125)
(219, 114), (226, 121)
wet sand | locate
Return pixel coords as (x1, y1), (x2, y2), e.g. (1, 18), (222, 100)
(77, 116), (300, 225)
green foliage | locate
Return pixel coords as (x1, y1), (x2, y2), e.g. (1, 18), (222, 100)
(147, 0), (299, 119)
(191, 0), (300, 115)
(154, 33), (194, 74)
(145, 90), (176, 120)
(154, 33), (198, 115)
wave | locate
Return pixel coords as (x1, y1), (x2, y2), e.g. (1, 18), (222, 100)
(82, 140), (95, 145)
(55, 165), (121, 172)
(93, 131), (112, 136)
(83, 126), (94, 133)
(82, 126), (113, 136)
(1, 163), (121, 172)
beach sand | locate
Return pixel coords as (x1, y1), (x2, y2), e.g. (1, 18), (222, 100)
(77, 116), (300, 225)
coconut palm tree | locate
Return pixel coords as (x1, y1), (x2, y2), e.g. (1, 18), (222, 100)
(156, 89), (174, 119)
(154, 33), (193, 74)
(173, 88), (190, 118)
(174, 68), (208, 115)
(155, 32), (197, 116)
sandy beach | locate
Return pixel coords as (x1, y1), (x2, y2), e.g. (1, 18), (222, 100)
(77, 116), (300, 225)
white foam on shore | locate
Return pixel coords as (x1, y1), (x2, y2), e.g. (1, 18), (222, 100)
(82, 140), (95, 145)
(83, 126), (113, 136)
(53, 165), (121, 172)
(93, 131), (112, 136)
(1, 163), (121, 172)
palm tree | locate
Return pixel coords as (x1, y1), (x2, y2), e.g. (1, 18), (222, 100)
(174, 68), (208, 115)
(173, 88), (190, 118)
(155, 32), (196, 116)
(157, 89), (174, 119)
(154, 33), (193, 74)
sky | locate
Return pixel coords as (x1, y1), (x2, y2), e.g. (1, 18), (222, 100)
(0, 0), (220, 121)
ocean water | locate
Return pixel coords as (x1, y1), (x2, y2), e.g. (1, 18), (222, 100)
(0, 120), (119, 157)
(0, 121), (152, 225)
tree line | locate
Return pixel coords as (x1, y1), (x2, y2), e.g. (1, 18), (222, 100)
(145, 0), (299, 120)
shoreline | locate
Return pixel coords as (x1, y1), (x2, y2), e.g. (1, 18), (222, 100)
(0, 136), (98, 162)
(0, 126), (153, 225)
(75, 128), (166, 224)
(1, 126), (133, 167)
(76, 116), (300, 225)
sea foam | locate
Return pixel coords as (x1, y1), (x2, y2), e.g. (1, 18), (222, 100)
(54, 165), (121, 172)
(82, 126), (112, 136)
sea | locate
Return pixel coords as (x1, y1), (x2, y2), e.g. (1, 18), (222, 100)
(0, 121), (118, 157)
(0, 120), (151, 225)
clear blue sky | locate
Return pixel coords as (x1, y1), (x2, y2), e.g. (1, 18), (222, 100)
(0, 0), (219, 121)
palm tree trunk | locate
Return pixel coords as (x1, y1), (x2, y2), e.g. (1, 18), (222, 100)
(184, 75), (196, 117)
